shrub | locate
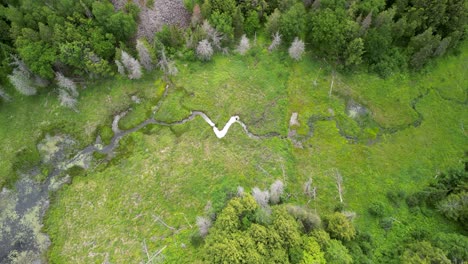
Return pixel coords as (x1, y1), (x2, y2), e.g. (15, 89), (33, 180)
(379, 217), (393, 231)
(326, 212), (356, 241)
(368, 201), (386, 217)
(287, 205), (321, 232)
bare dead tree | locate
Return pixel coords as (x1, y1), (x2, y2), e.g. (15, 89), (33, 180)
(158, 49), (178, 76)
(115, 60), (125, 76)
(252, 187), (270, 207)
(269, 180), (284, 204)
(196, 216), (212, 237)
(121, 51), (142, 79)
(360, 12), (372, 35)
(137, 39), (155, 71)
(237, 34), (250, 55)
(0, 87), (12, 102)
(268, 32), (282, 52)
(335, 169), (344, 203)
(8, 56), (37, 96)
(328, 73), (335, 97)
(237, 186), (245, 197)
(152, 214), (176, 231)
(303, 0), (313, 7)
(312, 0), (320, 9)
(55, 72), (79, 111)
(434, 37), (451, 57)
(196, 39), (214, 61)
(191, 4), (202, 26)
(313, 67), (322, 86)
(145, 245), (167, 264)
(58, 89), (78, 111)
(304, 177), (313, 197)
(202, 20), (223, 50)
(55, 72), (78, 97)
(288, 37), (305, 61)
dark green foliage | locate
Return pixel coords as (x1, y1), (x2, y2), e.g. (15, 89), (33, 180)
(368, 201), (386, 217)
(15, 40), (56, 79)
(232, 7), (244, 38)
(244, 10), (260, 36)
(407, 28), (441, 69)
(379, 217), (393, 231)
(209, 10), (234, 40)
(265, 8), (281, 36)
(1, 0), (137, 80)
(279, 3), (307, 42)
(124, 2), (141, 21)
(410, 168), (468, 229)
(386, 190), (405, 207)
(308, 8), (359, 60)
(401, 241), (450, 264)
(437, 192), (468, 225)
(155, 25), (185, 52)
(344, 37), (364, 67)
(432, 233), (468, 263)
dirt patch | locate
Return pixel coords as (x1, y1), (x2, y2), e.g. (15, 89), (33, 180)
(112, 0), (191, 41)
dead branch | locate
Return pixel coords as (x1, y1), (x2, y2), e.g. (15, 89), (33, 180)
(152, 214), (176, 231)
(145, 245), (167, 264)
(335, 169), (344, 203)
(143, 239), (150, 261)
(177, 213), (193, 229)
(329, 74), (335, 97)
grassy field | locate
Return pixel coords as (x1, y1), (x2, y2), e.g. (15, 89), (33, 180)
(0, 74), (165, 187)
(1, 41), (465, 262)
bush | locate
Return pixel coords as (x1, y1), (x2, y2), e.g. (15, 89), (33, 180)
(326, 212), (356, 242)
(368, 201), (386, 217)
(287, 205), (321, 232)
(386, 190), (404, 207)
(379, 217), (393, 231)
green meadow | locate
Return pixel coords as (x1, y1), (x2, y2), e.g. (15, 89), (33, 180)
(1, 42), (466, 262)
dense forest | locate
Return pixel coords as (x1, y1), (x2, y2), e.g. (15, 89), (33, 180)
(1, 0), (467, 94)
(0, 0), (467, 263)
